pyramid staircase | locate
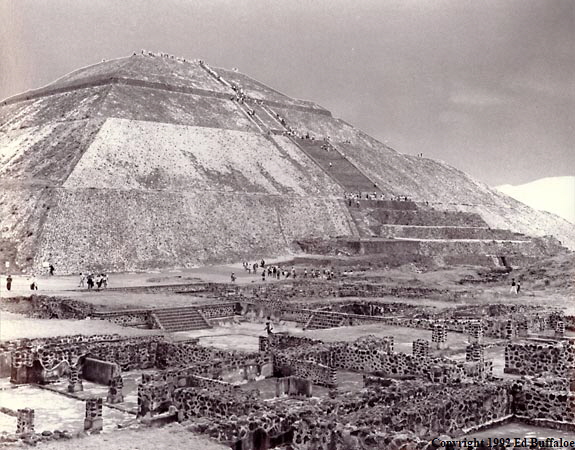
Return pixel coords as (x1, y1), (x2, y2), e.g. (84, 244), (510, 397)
(152, 307), (211, 332)
(304, 311), (346, 330)
(198, 62), (380, 194)
(291, 138), (378, 193)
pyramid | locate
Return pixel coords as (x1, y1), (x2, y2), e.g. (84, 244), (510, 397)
(0, 52), (572, 273)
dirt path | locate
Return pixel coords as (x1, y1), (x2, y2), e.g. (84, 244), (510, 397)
(30, 423), (227, 450)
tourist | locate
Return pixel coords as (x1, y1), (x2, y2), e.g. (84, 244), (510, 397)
(30, 275), (38, 290)
(87, 274), (94, 290)
(509, 278), (517, 294)
(516, 281), (521, 294)
(6, 274), (12, 291)
(265, 320), (273, 335)
(103, 274), (108, 288)
(49, 264), (55, 276)
(231, 272), (236, 283)
(79, 273), (85, 288)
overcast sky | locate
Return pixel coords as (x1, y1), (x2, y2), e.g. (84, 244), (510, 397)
(1, 0), (573, 186)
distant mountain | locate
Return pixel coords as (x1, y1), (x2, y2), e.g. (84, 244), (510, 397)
(496, 176), (575, 224)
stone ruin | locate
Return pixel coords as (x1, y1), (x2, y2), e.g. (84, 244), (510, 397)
(1, 286), (574, 448)
(84, 398), (103, 433)
(2, 298), (575, 450)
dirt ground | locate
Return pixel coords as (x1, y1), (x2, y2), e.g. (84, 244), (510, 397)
(25, 423), (228, 450)
(0, 311), (161, 341)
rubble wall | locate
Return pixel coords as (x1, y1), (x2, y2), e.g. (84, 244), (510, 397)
(505, 340), (575, 377)
(10, 335), (161, 383)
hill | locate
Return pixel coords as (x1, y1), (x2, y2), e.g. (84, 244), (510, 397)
(496, 176), (575, 224)
(0, 52), (572, 273)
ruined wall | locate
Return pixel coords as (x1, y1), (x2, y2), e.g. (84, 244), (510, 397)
(505, 340), (575, 377)
(276, 376), (313, 398)
(155, 341), (271, 370)
(28, 296), (94, 319)
(199, 303), (238, 319)
(92, 309), (154, 327)
(512, 378), (575, 424)
(173, 387), (261, 422)
(334, 349), (463, 383)
(265, 333), (323, 350)
(10, 335), (161, 383)
(341, 382), (511, 440)
(289, 360), (336, 388)
(137, 373), (241, 417)
(82, 357), (121, 384)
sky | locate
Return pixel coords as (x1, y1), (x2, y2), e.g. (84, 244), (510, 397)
(0, 0), (573, 186)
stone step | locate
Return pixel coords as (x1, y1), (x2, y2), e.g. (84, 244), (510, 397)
(154, 313), (206, 320)
(153, 307), (211, 331)
(293, 138), (378, 192)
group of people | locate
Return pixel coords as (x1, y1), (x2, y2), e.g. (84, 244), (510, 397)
(139, 50), (190, 63)
(79, 272), (108, 290)
(232, 261), (337, 283)
(4, 274), (38, 291)
(344, 192), (414, 206)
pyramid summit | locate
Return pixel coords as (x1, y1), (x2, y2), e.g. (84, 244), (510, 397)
(0, 52), (572, 273)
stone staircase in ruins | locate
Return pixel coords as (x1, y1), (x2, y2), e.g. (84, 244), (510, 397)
(152, 307), (211, 332)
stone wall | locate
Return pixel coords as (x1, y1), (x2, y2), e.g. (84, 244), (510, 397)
(199, 303), (238, 319)
(82, 357), (121, 384)
(290, 360), (336, 388)
(155, 341), (271, 372)
(505, 339), (575, 377)
(512, 378), (575, 424)
(10, 335), (161, 383)
(276, 376), (312, 397)
(91, 309), (154, 328)
(173, 387), (261, 422)
(263, 333), (323, 351)
(29, 296), (94, 320)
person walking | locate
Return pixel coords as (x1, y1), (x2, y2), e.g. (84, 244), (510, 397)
(49, 264), (55, 276)
(230, 272), (236, 283)
(509, 278), (517, 294)
(30, 275), (38, 290)
(79, 273), (85, 288)
(6, 275), (12, 291)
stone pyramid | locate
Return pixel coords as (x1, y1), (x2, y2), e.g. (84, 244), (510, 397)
(0, 52), (572, 273)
